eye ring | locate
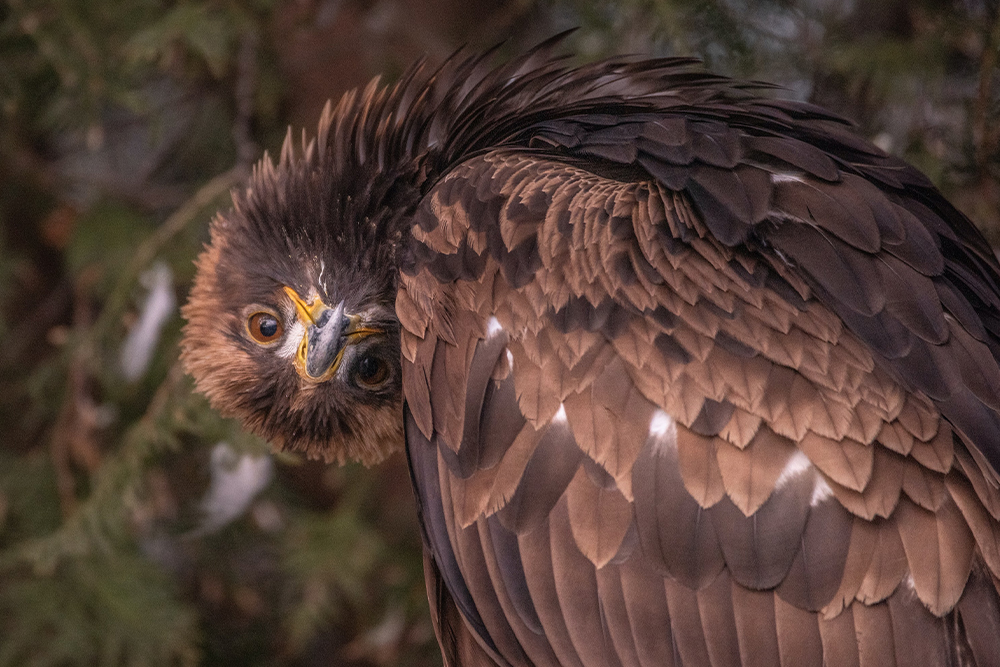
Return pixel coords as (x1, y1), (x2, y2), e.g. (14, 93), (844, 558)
(247, 311), (283, 345)
(355, 354), (389, 387)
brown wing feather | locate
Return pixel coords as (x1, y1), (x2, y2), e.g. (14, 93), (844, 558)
(776, 496), (853, 611)
(773, 594), (824, 667)
(694, 571), (743, 667)
(547, 496), (627, 666)
(817, 607), (862, 667)
(955, 569), (1000, 667)
(424, 551), (509, 667)
(895, 497), (975, 616)
(592, 565), (644, 667)
(662, 575), (716, 666)
(729, 584), (781, 667)
(885, 588), (952, 667)
(856, 518), (908, 605)
(851, 602), (897, 667)
(515, 516), (587, 667)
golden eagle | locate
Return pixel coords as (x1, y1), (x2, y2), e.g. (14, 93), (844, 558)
(182, 38), (1000, 666)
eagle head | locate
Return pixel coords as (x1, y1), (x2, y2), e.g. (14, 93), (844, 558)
(181, 92), (426, 465)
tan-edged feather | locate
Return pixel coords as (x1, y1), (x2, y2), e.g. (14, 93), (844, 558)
(895, 392), (941, 442)
(876, 420), (916, 456)
(908, 420), (954, 474)
(900, 459), (947, 511)
(476, 423), (545, 524)
(548, 496), (628, 666)
(565, 466), (633, 568)
(954, 447), (1000, 519)
(826, 447), (905, 520)
(756, 366), (820, 442)
(716, 425), (798, 516)
(676, 426), (727, 508)
(717, 407), (762, 450)
(822, 517), (878, 618)
(798, 431), (873, 493)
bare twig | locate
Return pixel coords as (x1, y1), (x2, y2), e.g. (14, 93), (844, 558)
(3, 277), (72, 366)
(50, 274), (100, 517)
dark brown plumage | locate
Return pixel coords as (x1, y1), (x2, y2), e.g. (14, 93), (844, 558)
(182, 36), (1000, 666)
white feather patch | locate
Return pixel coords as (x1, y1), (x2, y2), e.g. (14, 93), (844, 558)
(810, 475), (834, 507)
(553, 403), (568, 424)
(775, 450), (813, 491)
(649, 410), (677, 457)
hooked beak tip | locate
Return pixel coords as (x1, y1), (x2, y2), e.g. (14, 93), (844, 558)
(296, 299), (349, 382)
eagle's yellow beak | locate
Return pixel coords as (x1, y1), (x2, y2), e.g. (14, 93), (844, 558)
(282, 287), (381, 382)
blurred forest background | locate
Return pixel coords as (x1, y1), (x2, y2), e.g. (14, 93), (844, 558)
(1, 0), (999, 665)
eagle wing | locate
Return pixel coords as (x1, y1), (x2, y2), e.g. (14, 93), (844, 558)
(398, 96), (1000, 667)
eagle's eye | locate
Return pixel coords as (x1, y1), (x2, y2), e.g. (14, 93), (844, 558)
(356, 354), (389, 387)
(247, 311), (283, 345)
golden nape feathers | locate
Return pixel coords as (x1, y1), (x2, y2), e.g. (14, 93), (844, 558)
(183, 37), (1000, 666)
